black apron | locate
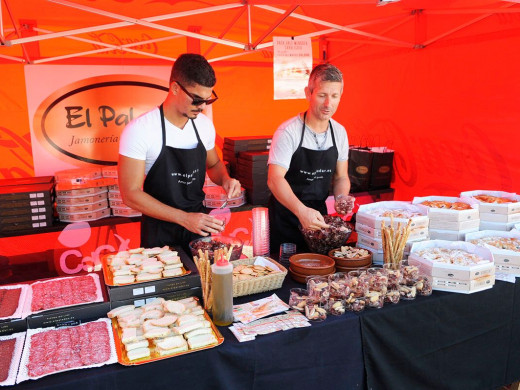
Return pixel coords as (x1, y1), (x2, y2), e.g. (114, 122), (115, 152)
(141, 105), (207, 255)
(269, 113), (338, 253)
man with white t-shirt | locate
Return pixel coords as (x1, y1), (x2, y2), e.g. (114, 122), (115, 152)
(267, 63), (355, 252)
(118, 53), (241, 254)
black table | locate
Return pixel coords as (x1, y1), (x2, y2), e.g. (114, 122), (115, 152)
(11, 277), (520, 390)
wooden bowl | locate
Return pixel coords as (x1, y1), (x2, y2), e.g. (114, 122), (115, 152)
(289, 266), (335, 284)
(335, 264), (371, 273)
(289, 253), (335, 276)
(328, 247), (373, 268)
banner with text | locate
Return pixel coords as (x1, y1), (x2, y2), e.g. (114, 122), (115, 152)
(273, 37), (312, 100)
(25, 65), (170, 176)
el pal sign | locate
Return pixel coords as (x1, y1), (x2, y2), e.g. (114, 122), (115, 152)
(33, 75), (168, 166)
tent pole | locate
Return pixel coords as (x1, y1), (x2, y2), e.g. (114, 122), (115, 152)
(33, 27), (182, 63)
(45, 0), (247, 49)
(247, 5), (252, 48)
(255, 4), (414, 48)
(251, 5), (298, 49)
(204, 7), (247, 57)
(422, 3), (516, 46)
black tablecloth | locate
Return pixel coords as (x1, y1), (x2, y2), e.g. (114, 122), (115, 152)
(360, 281), (517, 390)
(10, 277), (520, 390)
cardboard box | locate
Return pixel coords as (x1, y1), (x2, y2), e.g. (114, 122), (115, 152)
(109, 286), (202, 309)
(408, 240), (495, 280)
(412, 195), (479, 222)
(429, 218), (480, 231)
(356, 201), (429, 229)
(479, 212), (520, 223)
(460, 190), (520, 215)
(106, 249), (201, 301)
(355, 222), (428, 240)
(465, 230), (520, 266)
(495, 263), (520, 276)
(356, 232), (424, 252)
(431, 274), (495, 294)
(479, 220), (517, 231)
(428, 227), (479, 241)
(0, 317), (27, 336)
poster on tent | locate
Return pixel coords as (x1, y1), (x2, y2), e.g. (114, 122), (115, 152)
(24, 65), (171, 176)
(273, 37), (312, 100)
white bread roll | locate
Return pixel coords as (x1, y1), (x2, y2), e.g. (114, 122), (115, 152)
(113, 275), (135, 284)
(140, 309), (164, 322)
(163, 300), (186, 315)
(163, 268), (183, 277)
(127, 347), (150, 361)
(150, 314), (177, 327)
(107, 305), (135, 319)
(184, 327), (213, 340)
(125, 339), (149, 351)
(187, 333), (218, 349)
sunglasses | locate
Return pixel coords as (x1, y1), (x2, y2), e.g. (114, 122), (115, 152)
(174, 81), (218, 106)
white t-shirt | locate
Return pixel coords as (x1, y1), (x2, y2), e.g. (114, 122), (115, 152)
(119, 107), (216, 174)
(268, 115), (349, 170)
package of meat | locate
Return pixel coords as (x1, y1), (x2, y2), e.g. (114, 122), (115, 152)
(0, 285), (29, 321)
(16, 318), (117, 383)
(24, 274), (104, 316)
(0, 332), (25, 386)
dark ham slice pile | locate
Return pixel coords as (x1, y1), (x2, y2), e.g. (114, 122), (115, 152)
(26, 321), (111, 378)
(0, 288), (22, 317)
(31, 275), (97, 312)
(0, 338), (16, 382)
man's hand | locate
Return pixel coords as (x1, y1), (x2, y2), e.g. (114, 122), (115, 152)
(180, 212), (225, 236)
(222, 177), (242, 199)
(297, 206), (329, 231)
(334, 195), (355, 215)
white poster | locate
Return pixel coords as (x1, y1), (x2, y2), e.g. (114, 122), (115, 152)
(24, 65), (170, 176)
(273, 37), (312, 100)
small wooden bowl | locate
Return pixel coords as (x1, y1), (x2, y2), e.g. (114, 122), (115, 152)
(289, 266), (336, 284)
(328, 247), (373, 268)
(289, 253), (335, 276)
(335, 264), (371, 273)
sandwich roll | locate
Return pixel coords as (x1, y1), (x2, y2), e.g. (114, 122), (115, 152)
(121, 327), (137, 344)
(127, 347), (151, 361)
(113, 275), (135, 284)
(155, 335), (186, 351)
(136, 272), (161, 282)
(184, 327), (213, 340)
(176, 314), (200, 327)
(159, 256), (181, 265)
(150, 314), (178, 327)
(163, 263), (183, 270)
(107, 305), (135, 319)
(117, 308), (144, 319)
(171, 319), (211, 335)
(164, 300), (186, 315)
(157, 344), (188, 356)
(128, 248), (144, 254)
(124, 339), (150, 351)
(163, 268), (183, 277)
(187, 333), (218, 349)
(144, 327), (171, 339)
(140, 309), (164, 322)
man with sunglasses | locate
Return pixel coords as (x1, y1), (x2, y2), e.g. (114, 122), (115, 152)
(118, 53), (241, 255)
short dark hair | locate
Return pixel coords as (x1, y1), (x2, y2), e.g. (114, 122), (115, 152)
(170, 53), (216, 88)
(308, 63), (343, 92)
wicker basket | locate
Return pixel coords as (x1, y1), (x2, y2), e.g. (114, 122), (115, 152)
(231, 257), (287, 297)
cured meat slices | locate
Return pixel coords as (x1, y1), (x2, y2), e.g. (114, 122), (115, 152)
(0, 288), (21, 317)
(24, 321), (113, 379)
(30, 275), (99, 312)
(0, 338), (16, 382)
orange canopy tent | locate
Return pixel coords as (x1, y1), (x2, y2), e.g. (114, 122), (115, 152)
(1, 0), (519, 200)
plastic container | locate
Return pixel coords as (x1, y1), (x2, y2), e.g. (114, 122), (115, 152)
(211, 255), (234, 326)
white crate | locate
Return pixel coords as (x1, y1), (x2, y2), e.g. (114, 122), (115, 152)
(356, 201), (429, 229)
(355, 222), (428, 240)
(460, 190), (520, 215)
(465, 230), (520, 266)
(428, 227), (478, 241)
(413, 196), (480, 222)
(479, 220), (517, 231)
(479, 212), (520, 223)
(429, 218), (480, 231)
(431, 274), (495, 294)
(408, 240), (494, 280)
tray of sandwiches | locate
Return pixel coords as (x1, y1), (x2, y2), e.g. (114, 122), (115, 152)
(102, 246), (191, 287)
(108, 296), (223, 365)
